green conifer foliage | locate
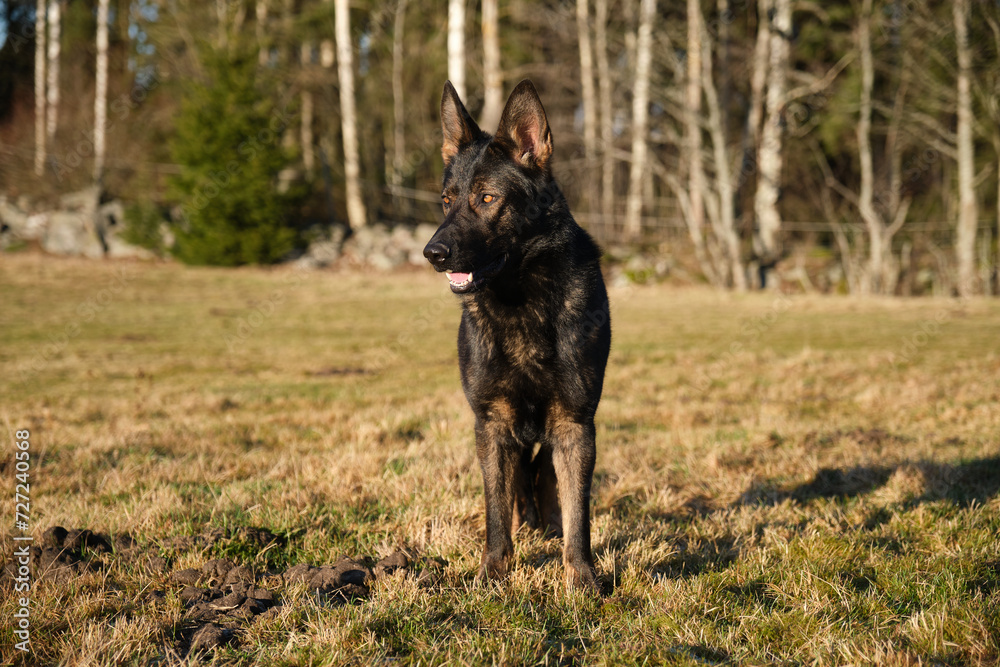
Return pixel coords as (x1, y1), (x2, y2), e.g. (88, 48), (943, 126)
(168, 50), (303, 266)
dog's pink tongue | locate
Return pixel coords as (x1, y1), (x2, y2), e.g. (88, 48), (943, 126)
(448, 272), (471, 283)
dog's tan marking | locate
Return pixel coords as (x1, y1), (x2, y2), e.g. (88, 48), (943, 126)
(486, 398), (515, 423)
(545, 401), (582, 443)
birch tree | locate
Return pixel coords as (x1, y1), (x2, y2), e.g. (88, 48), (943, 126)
(45, 0), (60, 144)
(953, 0), (978, 296)
(744, 0), (769, 172)
(481, 0), (502, 130)
(34, 0), (46, 176)
(335, 0), (366, 229)
(594, 0), (614, 220)
(816, 0), (911, 295)
(300, 43), (315, 177)
(576, 0), (597, 165)
(753, 0), (790, 287)
(857, 0), (894, 293)
(624, 0), (654, 241)
(94, 0), (109, 185)
(319, 0), (334, 69)
(701, 24), (746, 290)
(447, 0), (466, 100)
(661, 6), (746, 289)
(256, 0), (269, 65)
(684, 0), (705, 264)
(391, 0), (407, 193)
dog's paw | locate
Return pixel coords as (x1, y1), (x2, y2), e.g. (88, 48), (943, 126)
(477, 553), (510, 582)
(565, 562), (600, 594)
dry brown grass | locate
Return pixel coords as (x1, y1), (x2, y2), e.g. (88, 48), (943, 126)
(1, 252), (999, 665)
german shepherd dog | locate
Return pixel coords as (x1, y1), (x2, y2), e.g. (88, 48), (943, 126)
(423, 80), (611, 590)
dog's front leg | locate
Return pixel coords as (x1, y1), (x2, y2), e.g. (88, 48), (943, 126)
(475, 419), (519, 581)
(549, 417), (598, 591)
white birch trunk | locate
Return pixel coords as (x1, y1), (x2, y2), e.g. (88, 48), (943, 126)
(256, 0), (269, 65)
(576, 0), (597, 163)
(321, 41), (335, 68)
(335, 0), (367, 229)
(753, 0), (790, 282)
(702, 29), (746, 290)
(94, 0), (109, 185)
(481, 0), (502, 130)
(391, 0), (407, 190)
(301, 90), (314, 175)
(320, 0), (334, 72)
(320, 0), (334, 73)
(447, 0), (466, 100)
(215, 0), (228, 49)
(45, 0), (60, 144)
(34, 0), (46, 176)
(623, 0), (654, 241)
(747, 0), (769, 149)
(740, 0), (769, 244)
(685, 0), (704, 257)
(857, 0), (883, 295)
(594, 0), (614, 220)
(954, 0), (978, 296)
(301, 43), (315, 177)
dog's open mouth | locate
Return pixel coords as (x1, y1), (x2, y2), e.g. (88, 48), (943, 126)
(445, 255), (507, 294)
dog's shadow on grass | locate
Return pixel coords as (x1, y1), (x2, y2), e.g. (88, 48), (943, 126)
(736, 456), (1000, 508)
(575, 453), (1000, 595)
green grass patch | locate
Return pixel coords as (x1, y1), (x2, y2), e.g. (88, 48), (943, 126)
(1, 254), (999, 665)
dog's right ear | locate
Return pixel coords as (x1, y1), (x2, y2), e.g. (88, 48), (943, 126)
(495, 80), (552, 171)
(441, 81), (481, 166)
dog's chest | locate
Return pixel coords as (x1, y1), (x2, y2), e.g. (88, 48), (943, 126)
(464, 297), (556, 373)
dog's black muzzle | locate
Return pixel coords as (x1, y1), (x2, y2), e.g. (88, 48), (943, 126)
(422, 227), (507, 294)
(423, 240), (451, 268)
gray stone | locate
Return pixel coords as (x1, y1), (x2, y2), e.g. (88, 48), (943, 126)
(41, 211), (104, 258)
(97, 200), (155, 259)
(0, 196), (30, 236)
(296, 226), (346, 269)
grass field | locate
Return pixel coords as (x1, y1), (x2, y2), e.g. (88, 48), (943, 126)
(1, 252), (999, 666)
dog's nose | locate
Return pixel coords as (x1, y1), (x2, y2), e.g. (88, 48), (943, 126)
(423, 241), (451, 266)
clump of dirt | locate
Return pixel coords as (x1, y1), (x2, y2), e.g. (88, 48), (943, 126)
(1, 526), (111, 584)
(1, 525), (447, 659)
(164, 549), (445, 656)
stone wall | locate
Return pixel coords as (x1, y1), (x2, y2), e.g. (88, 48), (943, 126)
(0, 188), (154, 260)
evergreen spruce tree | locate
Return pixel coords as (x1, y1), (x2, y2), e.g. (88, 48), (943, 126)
(169, 50), (303, 266)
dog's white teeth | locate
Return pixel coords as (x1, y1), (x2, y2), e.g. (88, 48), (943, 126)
(448, 272), (473, 287)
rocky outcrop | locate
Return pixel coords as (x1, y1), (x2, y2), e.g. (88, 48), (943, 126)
(0, 189), (154, 259)
(3, 188), (444, 269)
(296, 222), (438, 271)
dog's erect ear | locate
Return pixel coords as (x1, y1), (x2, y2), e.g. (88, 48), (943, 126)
(495, 80), (552, 171)
(441, 81), (481, 165)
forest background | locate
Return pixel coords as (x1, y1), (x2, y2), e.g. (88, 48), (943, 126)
(1, 0), (999, 294)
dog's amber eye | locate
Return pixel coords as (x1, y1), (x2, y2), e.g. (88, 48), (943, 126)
(442, 196), (451, 206)
(482, 194), (495, 204)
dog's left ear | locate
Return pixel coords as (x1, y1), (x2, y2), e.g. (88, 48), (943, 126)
(495, 80), (552, 171)
(441, 81), (482, 166)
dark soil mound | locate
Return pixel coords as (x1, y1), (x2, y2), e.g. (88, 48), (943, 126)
(1, 525), (447, 658)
